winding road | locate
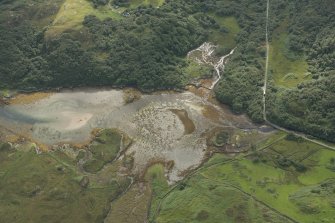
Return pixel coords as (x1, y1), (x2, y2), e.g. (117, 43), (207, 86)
(262, 0), (335, 151)
(263, 0), (270, 121)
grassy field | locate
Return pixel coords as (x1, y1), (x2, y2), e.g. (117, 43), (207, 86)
(0, 150), (127, 222)
(152, 134), (335, 223)
(209, 16), (240, 49)
(269, 21), (310, 88)
(105, 182), (151, 223)
(129, 0), (165, 8)
(1, 129), (334, 222)
(155, 175), (291, 223)
(145, 163), (170, 222)
(182, 61), (213, 82)
(46, 0), (122, 38)
(83, 129), (124, 173)
(0, 130), (131, 223)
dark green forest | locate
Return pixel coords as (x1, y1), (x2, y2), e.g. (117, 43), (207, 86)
(266, 0), (335, 142)
(214, 0), (269, 123)
(1, 0), (210, 90)
(214, 0), (335, 142)
(0, 0), (334, 142)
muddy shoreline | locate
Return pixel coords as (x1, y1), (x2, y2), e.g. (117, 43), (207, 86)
(0, 85), (274, 183)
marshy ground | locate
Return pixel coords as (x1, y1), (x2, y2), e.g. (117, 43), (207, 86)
(0, 89), (334, 223)
(0, 88), (266, 182)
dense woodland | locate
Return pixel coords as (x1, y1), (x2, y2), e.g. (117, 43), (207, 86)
(0, 0), (210, 90)
(214, 0), (269, 123)
(266, 0), (335, 142)
(0, 0), (334, 141)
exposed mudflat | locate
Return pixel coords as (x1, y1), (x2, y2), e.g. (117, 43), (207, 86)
(0, 89), (270, 182)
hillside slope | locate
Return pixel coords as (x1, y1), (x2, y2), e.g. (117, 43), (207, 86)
(0, 0), (334, 141)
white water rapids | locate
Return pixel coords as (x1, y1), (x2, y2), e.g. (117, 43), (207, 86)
(187, 42), (236, 89)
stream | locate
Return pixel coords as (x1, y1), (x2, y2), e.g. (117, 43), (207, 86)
(187, 42), (236, 89)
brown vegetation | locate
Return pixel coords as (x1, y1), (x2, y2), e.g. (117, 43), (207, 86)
(9, 92), (52, 105)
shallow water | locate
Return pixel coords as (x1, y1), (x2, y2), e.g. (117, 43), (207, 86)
(170, 109), (196, 134)
(0, 89), (261, 182)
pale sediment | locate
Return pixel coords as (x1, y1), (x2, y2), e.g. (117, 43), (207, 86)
(0, 89), (264, 182)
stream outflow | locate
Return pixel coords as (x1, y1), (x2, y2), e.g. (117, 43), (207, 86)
(187, 42), (236, 89)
